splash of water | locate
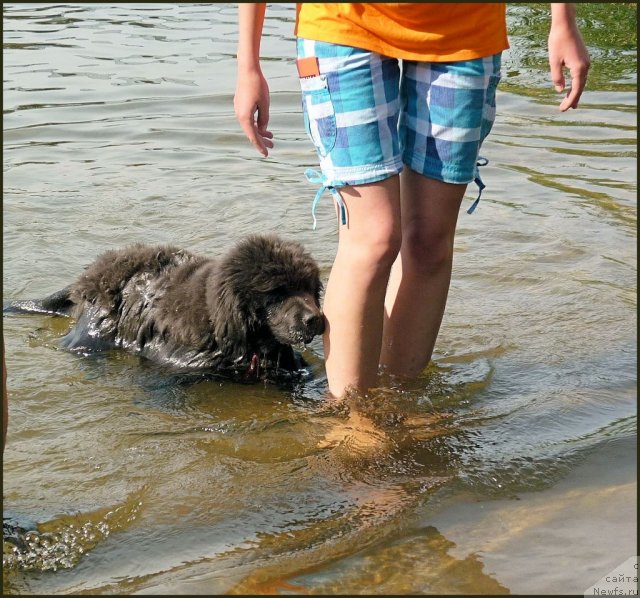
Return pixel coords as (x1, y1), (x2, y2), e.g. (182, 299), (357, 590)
(3, 490), (144, 573)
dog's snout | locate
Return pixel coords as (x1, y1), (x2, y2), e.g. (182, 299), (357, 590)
(269, 294), (325, 346)
(304, 313), (325, 336)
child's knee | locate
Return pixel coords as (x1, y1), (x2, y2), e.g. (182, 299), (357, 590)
(342, 224), (401, 271)
(402, 226), (454, 274)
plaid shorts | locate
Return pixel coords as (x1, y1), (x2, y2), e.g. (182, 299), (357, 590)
(297, 38), (502, 225)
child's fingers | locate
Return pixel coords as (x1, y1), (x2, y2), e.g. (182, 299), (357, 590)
(238, 112), (273, 156)
(238, 118), (266, 156)
(558, 64), (589, 112)
(549, 58), (565, 93)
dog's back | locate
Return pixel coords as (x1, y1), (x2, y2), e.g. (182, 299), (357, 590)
(70, 244), (196, 312)
(64, 244), (212, 356)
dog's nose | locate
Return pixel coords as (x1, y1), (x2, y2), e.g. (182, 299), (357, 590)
(304, 313), (325, 336)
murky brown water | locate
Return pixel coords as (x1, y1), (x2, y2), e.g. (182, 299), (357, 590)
(3, 3), (637, 595)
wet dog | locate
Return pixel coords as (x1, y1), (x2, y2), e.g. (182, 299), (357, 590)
(5, 235), (325, 381)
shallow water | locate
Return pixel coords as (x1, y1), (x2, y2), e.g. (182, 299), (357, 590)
(2, 3), (637, 595)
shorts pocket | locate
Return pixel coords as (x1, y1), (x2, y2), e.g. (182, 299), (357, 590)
(480, 72), (502, 142)
(300, 75), (336, 157)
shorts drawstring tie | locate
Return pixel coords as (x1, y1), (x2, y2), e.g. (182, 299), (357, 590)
(467, 156), (488, 215)
(306, 158), (488, 227)
(305, 169), (348, 230)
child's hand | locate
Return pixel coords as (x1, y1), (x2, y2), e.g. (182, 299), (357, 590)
(234, 67), (274, 157)
(548, 22), (591, 112)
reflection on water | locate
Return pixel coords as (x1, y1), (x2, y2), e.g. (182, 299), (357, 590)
(504, 3), (637, 93)
(229, 526), (511, 596)
(2, 3), (637, 595)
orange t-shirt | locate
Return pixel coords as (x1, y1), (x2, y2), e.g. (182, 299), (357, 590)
(295, 3), (509, 62)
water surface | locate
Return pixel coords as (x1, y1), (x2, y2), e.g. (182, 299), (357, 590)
(3, 3), (637, 595)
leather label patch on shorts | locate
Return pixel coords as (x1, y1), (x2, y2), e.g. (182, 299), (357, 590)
(297, 56), (320, 78)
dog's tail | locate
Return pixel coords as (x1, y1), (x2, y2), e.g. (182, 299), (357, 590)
(3, 286), (74, 316)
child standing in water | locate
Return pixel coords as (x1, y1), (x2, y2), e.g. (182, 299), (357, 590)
(234, 3), (590, 399)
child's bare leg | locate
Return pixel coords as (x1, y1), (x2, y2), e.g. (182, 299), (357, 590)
(323, 175), (402, 398)
(381, 168), (466, 378)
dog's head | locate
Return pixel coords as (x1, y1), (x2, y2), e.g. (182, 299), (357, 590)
(209, 234), (324, 359)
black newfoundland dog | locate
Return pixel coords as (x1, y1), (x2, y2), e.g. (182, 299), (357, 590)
(5, 235), (325, 381)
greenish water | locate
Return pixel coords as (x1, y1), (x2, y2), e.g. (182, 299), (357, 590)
(3, 3), (637, 595)
(505, 3), (637, 93)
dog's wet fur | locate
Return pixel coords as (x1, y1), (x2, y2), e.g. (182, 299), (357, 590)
(5, 235), (325, 381)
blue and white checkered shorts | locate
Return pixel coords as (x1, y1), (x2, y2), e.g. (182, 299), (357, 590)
(297, 38), (502, 225)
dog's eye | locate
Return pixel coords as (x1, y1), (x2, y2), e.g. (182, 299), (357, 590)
(264, 289), (287, 306)
(265, 285), (288, 298)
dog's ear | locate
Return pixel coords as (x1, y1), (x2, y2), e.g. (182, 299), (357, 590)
(209, 282), (251, 360)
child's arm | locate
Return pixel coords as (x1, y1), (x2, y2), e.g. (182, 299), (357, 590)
(234, 3), (274, 156)
(548, 3), (591, 111)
